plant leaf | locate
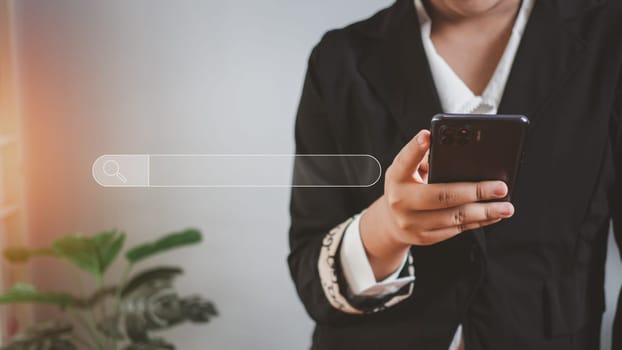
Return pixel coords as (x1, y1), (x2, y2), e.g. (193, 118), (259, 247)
(52, 235), (100, 276)
(3, 247), (56, 263)
(125, 228), (202, 264)
(0, 283), (74, 307)
(51, 229), (126, 277)
(92, 229), (126, 274)
(122, 266), (183, 296)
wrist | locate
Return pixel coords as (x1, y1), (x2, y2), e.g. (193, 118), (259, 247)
(360, 196), (411, 280)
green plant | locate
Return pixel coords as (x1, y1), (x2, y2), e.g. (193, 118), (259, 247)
(0, 228), (217, 350)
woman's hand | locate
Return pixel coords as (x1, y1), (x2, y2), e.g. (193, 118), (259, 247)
(360, 129), (514, 280)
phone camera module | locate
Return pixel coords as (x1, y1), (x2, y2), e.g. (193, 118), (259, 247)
(438, 125), (455, 144)
(456, 126), (473, 145)
(440, 135), (453, 144)
(441, 125), (454, 134)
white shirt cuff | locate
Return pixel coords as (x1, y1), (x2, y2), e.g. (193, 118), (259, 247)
(339, 212), (415, 297)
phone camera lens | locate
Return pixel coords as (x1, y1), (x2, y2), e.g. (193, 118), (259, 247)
(456, 126), (473, 145)
(439, 126), (455, 145)
(441, 135), (453, 144)
(440, 125), (454, 136)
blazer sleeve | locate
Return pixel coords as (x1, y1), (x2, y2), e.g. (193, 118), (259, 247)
(611, 72), (622, 350)
(287, 41), (413, 326)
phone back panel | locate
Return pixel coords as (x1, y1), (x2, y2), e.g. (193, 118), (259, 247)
(428, 114), (529, 201)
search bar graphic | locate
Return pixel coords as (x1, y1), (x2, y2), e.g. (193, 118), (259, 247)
(92, 154), (382, 188)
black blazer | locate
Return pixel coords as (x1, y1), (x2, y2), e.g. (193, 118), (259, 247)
(288, 0), (622, 349)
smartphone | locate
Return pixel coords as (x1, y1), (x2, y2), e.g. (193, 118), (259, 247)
(428, 113), (529, 201)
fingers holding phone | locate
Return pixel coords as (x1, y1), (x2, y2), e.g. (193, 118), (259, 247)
(381, 129), (514, 246)
(360, 128), (517, 279)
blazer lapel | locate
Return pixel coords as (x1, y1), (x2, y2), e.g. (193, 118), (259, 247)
(497, 0), (587, 127)
(484, 0), (593, 253)
(359, 0), (442, 143)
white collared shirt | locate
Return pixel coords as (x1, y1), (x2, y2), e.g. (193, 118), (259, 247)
(338, 0), (535, 349)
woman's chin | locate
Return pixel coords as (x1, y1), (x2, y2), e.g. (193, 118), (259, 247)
(429, 0), (516, 19)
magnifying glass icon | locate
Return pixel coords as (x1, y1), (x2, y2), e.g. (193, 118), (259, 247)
(102, 159), (128, 183)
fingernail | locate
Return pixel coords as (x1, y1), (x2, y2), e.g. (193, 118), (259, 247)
(500, 203), (514, 217)
(494, 182), (507, 197)
(416, 132), (426, 146)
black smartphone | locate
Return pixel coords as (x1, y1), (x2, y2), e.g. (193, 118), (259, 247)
(428, 113), (529, 201)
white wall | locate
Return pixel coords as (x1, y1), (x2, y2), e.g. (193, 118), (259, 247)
(11, 0), (392, 349)
(9, 0), (622, 349)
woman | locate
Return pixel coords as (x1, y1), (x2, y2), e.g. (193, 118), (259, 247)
(288, 0), (622, 349)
